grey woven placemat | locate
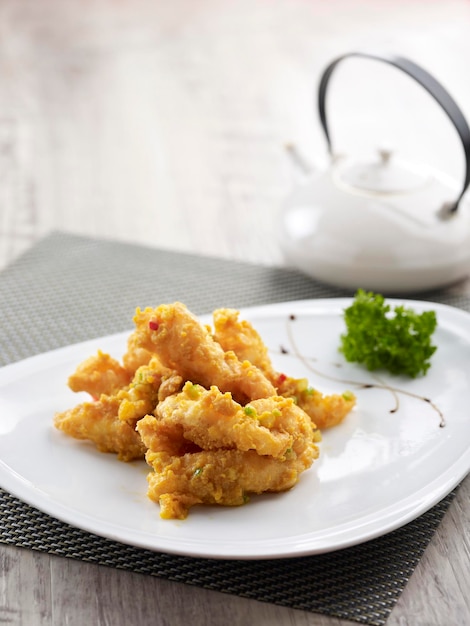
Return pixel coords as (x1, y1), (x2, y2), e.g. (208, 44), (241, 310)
(0, 232), (465, 626)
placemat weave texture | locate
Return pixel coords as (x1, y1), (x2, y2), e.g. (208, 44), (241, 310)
(0, 232), (465, 625)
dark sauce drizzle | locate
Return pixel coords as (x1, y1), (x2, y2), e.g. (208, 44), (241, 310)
(283, 313), (445, 428)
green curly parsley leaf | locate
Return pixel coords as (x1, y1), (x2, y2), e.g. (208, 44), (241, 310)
(339, 290), (437, 378)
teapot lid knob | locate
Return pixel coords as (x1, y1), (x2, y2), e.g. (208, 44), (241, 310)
(378, 146), (392, 164)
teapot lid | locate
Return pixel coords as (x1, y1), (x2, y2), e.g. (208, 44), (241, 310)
(334, 149), (430, 194)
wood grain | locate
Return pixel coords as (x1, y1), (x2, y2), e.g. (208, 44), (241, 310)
(0, 1), (469, 624)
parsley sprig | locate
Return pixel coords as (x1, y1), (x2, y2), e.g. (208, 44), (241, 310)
(339, 290), (437, 378)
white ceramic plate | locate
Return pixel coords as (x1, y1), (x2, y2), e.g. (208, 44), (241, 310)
(0, 298), (469, 560)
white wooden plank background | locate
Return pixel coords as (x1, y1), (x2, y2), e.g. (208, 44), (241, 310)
(0, 1), (469, 624)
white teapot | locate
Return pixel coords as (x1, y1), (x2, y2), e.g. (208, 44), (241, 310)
(280, 52), (470, 293)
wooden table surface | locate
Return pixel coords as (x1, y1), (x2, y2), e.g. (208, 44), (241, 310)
(0, 1), (469, 624)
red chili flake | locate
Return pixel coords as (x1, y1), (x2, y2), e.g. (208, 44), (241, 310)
(148, 320), (159, 331)
(277, 373), (287, 385)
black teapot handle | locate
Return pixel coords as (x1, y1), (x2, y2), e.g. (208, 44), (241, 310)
(318, 51), (470, 214)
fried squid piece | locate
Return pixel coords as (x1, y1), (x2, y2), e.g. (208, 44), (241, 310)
(132, 302), (276, 404)
(213, 308), (356, 429)
(122, 329), (155, 375)
(54, 395), (146, 461)
(55, 357), (182, 461)
(67, 350), (131, 398)
(277, 377), (356, 430)
(136, 445), (318, 520)
(156, 382), (297, 458)
(117, 357), (182, 424)
(136, 385), (319, 519)
(212, 308), (276, 378)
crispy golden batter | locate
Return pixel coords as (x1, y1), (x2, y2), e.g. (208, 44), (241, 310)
(122, 330), (155, 374)
(213, 308), (356, 429)
(55, 357), (181, 460)
(139, 446), (318, 519)
(54, 395), (146, 461)
(116, 357), (181, 424)
(148, 449), (312, 518)
(212, 308), (275, 377)
(136, 383), (319, 519)
(68, 350), (131, 398)
(277, 377), (356, 430)
(156, 382), (297, 457)
(133, 302), (276, 404)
